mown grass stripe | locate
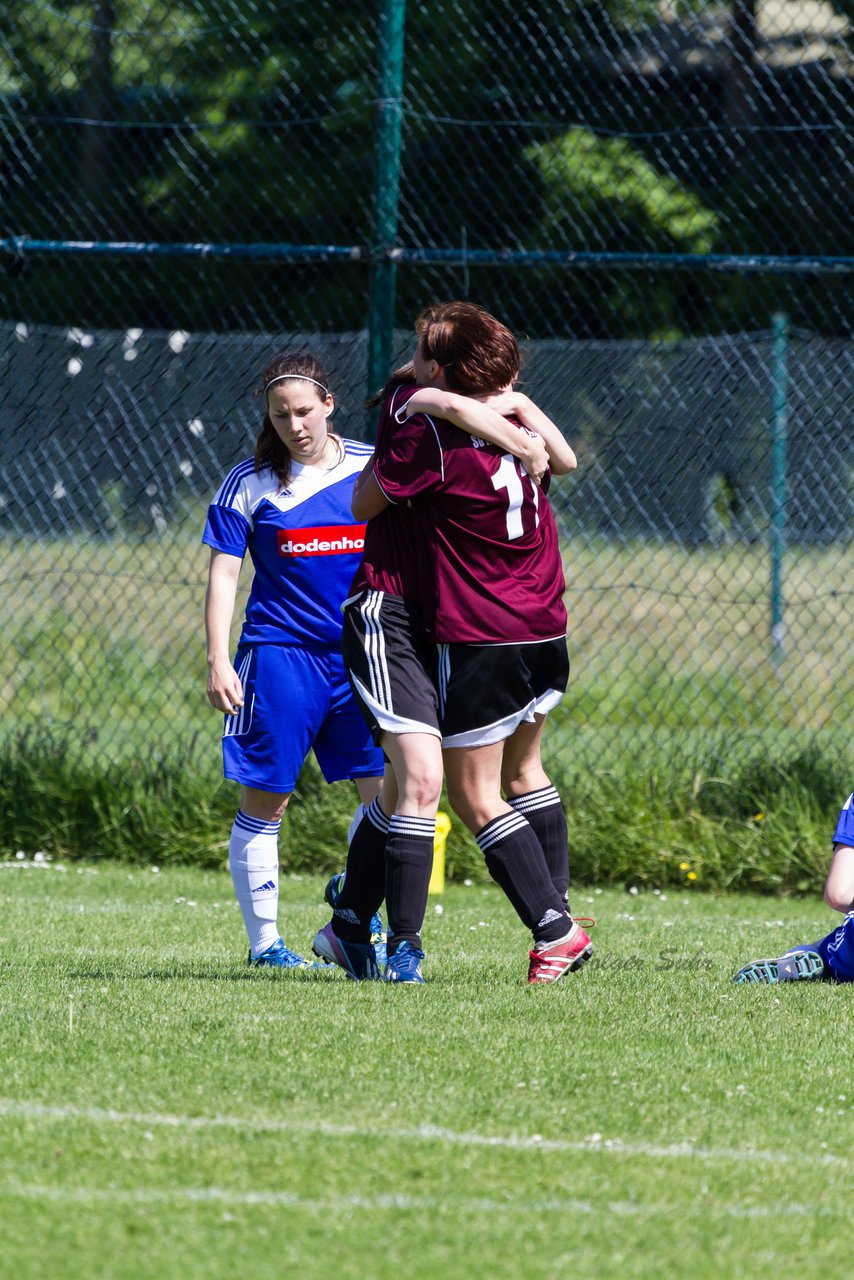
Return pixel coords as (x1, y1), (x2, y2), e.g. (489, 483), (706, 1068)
(0, 1180), (838, 1220)
(0, 1100), (846, 1168)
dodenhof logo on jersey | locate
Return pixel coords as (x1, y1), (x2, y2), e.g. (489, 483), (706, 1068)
(277, 525), (366, 557)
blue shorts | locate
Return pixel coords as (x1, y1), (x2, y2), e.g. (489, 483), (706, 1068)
(222, 643), (385, 793)
(816, 912), (854, 983)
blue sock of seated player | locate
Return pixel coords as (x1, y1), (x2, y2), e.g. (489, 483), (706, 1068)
(814, 912), (854, 982)
(476, 811), (569, 944)
(332, 797), (390, 942)
(384, 814), (434, 956)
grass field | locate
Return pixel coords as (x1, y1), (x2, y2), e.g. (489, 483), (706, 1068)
(2, 860), (851, 1279)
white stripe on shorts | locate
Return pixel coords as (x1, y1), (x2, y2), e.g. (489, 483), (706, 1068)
(436, 644), (451, 717)
(534, 686), (565, 717)
(441, 697), (539, 750)
(360, 590), (393, 711)
(223, 650), (254, 738)
(350, 674), (442, 739)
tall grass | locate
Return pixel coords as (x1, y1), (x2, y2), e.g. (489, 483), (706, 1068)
(2, 526), (851, 889)
(2, 725), (849, 895)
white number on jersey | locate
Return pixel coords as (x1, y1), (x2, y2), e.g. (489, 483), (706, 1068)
(491, 454), (539, 541)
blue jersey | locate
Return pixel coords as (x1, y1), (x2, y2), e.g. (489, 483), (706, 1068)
(203, 438), (374, 649)
(833, 793), (854, 847)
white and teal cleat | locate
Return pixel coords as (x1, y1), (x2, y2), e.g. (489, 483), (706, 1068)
(732, 948), (825, 985)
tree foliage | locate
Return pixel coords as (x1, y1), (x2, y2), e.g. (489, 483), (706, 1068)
(0, 0), (850, 335)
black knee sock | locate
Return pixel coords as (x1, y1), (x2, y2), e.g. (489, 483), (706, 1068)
(385, 814), (435, 954)
(507, 786), (570, 911)
(333, 797), (390, 943)
(476, 811), (569, 944)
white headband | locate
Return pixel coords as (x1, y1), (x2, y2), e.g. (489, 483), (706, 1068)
(264, 373), (329, 396)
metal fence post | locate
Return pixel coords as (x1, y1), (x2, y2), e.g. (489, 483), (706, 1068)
(367, 0), (407, 414)
(770, 311), (789, 665)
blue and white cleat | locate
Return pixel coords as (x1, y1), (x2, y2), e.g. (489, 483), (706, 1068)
(324, 871), (387, 969)
(732, 948), (825, 985)
(383, 940), (425, 984)
(248, 938), (316, 969)
(311, 921), (381, 981)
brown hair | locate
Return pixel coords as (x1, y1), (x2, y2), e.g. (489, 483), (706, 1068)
(367, 301), (521, 407)
(254, 351), (338, 488)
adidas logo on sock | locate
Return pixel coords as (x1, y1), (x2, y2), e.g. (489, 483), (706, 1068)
(251, 880), (276, 893)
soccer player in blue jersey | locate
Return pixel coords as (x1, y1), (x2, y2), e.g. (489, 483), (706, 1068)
(203, 351), (387, 969)
(733, 792), (854, 983)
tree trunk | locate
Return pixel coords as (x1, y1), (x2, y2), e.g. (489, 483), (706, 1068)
(723, 0), (760, 128)
(78, 0), (117, 225)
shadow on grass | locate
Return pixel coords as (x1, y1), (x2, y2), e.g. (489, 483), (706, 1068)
(12, 958), (347, 984)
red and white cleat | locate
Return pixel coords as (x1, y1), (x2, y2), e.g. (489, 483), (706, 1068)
(527, 919), (594, 984)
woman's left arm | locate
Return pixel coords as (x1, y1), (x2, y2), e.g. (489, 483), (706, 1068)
(404, 388), (549, 484)
(479, 391), (577, 475)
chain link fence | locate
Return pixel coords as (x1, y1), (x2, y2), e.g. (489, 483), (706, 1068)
(1, 1), (852, 772)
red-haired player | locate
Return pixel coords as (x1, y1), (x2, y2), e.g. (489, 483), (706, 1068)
(316, 302), (591, 984)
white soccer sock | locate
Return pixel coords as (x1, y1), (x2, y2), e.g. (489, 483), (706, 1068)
(228, 810), (281, 957)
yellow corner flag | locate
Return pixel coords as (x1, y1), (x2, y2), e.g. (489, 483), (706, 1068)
(429, 811), (452, 894)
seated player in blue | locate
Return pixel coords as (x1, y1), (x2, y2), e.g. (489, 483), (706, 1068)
(733, 791), (854, 983)
(203, 351), (386, 969)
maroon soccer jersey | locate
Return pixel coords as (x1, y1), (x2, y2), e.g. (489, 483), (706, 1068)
(367, 385), (567, 644)
(347, 386), (435, 609)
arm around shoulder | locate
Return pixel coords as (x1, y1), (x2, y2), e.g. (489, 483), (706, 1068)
(404, 387), (549, 483)
(501, 393), (577, 475)
(352, 464), (391, 520)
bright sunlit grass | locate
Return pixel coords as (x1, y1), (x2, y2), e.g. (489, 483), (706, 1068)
(1, 861), (850, 1280)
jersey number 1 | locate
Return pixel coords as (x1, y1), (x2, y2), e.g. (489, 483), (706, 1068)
(491, 454), (539, 541)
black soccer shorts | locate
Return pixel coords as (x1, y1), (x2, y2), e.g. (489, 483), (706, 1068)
(436, 636), (569, 748)
(341, 589), (441, 743)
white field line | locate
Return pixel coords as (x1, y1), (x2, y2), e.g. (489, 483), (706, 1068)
(0, 1099), (847, 1169)
(0, 1180), (839, 1220)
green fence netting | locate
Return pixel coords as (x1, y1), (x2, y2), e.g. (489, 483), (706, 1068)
(0, 0), (852, 772)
